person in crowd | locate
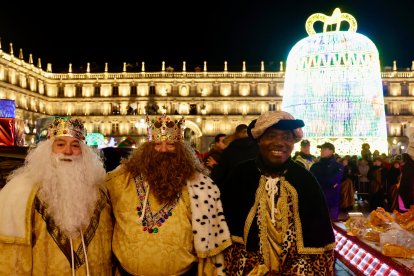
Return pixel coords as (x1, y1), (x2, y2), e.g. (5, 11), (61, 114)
(339, 158), (355, 211)
(357, 158), (370, 201)
(310, 142), (344, 221)
(203, 133), (227, 172)
(190, 141), (203, 162)
(0, 117), (113, 275)
(105, 114), (231, 275)
(368, 157), (388, 211)
(361, 143), (373, 165)
(293, 139), (316, 170)
(373, 150), (380, 160)
(221, 111), (335, 275)
(344, 155), (359, 183)
(101, 146), (133, 172)
(387, 160), (402, 211)
(210, 123), (259, 187)
(399, 126), (414, 211)
(381, 153), (392, 170)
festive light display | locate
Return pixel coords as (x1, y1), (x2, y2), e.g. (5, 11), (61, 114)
(86, 132), (105, 147)
(282, 8), (388, 156)
(0, 99), (16, 118)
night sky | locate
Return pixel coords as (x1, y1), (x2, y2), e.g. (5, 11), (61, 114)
(0, 1), (413, 73)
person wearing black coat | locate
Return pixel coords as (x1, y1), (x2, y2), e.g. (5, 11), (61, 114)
(310, 142), (344, 220)
(210, 124), (259, 187)
(399, 153), (414, 211)
(367, 157), (388, 211)
(220, 111), (335, 275)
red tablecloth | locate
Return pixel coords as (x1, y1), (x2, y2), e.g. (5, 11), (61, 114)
(333, 222), (414, 276)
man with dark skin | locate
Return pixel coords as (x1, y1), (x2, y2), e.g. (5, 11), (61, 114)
(220, 111), (335, 275)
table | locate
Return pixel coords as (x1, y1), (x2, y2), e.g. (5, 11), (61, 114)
(333, 222), (414, 276)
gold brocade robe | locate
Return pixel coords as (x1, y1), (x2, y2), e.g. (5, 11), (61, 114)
(106, 166), (229, 276)
(0, 186), (113, 276)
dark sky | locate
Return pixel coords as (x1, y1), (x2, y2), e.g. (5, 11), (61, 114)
(0, 1), (413, 73)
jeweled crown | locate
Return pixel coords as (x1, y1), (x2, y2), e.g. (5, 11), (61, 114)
(146, 114), (185, 142)
(47, 118), (86, 140)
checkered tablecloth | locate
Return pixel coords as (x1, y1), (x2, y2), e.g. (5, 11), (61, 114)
(334, 224), (414, 276)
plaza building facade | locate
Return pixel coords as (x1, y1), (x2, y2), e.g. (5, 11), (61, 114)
(0, 44), (413, 154)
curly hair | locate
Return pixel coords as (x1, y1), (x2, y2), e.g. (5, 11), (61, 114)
(122, 141), (207, 204)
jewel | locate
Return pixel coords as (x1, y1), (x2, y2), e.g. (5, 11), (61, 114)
(148, 228), (153, 233)
(157, 223), (162, 227)
(142, 221), (147, 226)
(164, 214), (169, 219)
(168, 211), (172, 216)
(160, 218), (165, 223)
(143, 226), (147, 231)
(136, 206), (141, 211)
(153, 228), (158, 233)
(137, 211), (142, 216)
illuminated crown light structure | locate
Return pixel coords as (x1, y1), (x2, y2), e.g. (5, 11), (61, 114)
(282, 8), (388, 156)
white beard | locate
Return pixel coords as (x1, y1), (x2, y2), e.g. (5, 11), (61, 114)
(37, 153), (99, 238)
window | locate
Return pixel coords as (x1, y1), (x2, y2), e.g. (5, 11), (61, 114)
(58, 85), (64, 97)
(113, 86), (119, 96)
(76, 84), (82, 97)
(382, 83), (389, 96)
(189, 104), (197, 115)
(149, 85), (155, 95)
(94, 85), (100, 97)
(130, 85), (137, 97)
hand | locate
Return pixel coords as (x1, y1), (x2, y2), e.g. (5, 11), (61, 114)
(206, 156), (218, 168)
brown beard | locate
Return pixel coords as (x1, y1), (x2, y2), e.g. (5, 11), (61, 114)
(123, 142), (205, 204)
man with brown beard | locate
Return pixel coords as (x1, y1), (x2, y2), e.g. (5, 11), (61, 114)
(0, 117), (113, 275)
(105, 114), (231, 275)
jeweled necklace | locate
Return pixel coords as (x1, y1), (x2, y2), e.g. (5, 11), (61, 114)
(134, 175), (179, 234)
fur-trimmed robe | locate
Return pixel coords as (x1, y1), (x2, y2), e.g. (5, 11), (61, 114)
(105, 166), (232, 275)
(221, 157), (335, 275)
(0, 174), (113, 275)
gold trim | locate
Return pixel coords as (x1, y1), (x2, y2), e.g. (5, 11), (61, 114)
(231, 235), (244, 244)
(258, 177), (285, 269)
(244, 176), (267, 247)
(257, 179), (270, 267)
(196, 238), (232, 258)
(281, 178), (336, 253)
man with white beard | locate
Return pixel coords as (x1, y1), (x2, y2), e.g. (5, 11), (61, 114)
(0, 118), (113, 275)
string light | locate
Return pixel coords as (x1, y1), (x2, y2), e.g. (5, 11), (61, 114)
(86, 132), (105, 148)
(0, 99), (16, 118)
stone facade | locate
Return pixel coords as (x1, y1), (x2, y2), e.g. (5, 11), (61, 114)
(0, 49), (413, 153)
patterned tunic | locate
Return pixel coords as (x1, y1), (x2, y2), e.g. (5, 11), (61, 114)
(105, 166), (231, 275)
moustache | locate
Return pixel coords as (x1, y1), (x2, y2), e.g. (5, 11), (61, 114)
(53, 153), (82, 163)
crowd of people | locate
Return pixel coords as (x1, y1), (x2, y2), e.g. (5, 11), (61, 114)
(0, 111), (413, 275)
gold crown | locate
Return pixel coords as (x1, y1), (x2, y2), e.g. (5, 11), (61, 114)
(47, 118), (86, 140)
(146, 114), (185, 142)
